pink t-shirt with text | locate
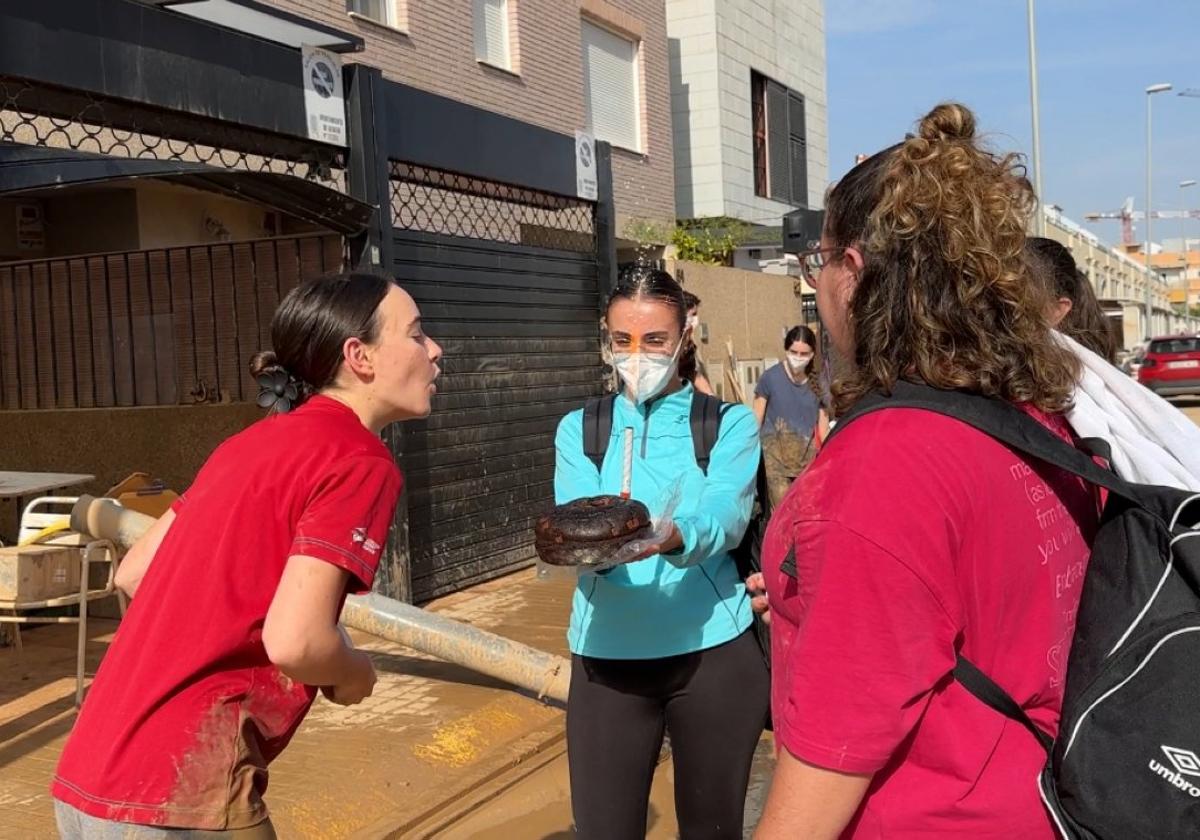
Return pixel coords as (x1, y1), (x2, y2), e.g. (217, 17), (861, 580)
(763, 406), (1098, 839)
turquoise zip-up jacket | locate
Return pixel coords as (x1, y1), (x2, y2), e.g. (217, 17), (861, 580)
(554, 383), (761, 659)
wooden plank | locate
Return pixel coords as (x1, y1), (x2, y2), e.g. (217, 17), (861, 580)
(321, 234), (345, 272)
(209, 245), (240, 402)
(187, 247), (220, 401)
(126, 251), (157, 406)
(0, 267), (19, 410)
(232, 242), (260, 401)
(67, 259), (95, 409)
(147, 251), (179, 404)
(167, 248), (197, 404)
(253, 240), (280, 352)
(30, 263), (56, 409)
(298, 236), (324, 284)
(49, 261), (76, 408)
(105, 255), (135, 407)
(275, 238), (301, 299)
(14, 265), (39, 409)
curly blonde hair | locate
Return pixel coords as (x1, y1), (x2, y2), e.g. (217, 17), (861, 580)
(825, 102), (1078, 414)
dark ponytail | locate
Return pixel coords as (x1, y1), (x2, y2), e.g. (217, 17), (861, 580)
(250, 272), (393, 413)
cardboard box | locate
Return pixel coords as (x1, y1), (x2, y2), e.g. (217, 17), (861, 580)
(0, 545), (82, 602)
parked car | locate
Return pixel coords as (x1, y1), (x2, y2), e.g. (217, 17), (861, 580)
(1119, 343), (1148, 378)
(1137, 336), (1200, 397)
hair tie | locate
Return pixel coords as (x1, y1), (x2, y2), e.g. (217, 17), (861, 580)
(256, 368), (302, 413)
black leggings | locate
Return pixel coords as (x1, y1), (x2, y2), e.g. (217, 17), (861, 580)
(567, 630), (770, 840)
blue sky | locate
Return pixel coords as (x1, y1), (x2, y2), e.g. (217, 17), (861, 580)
(826, 0), (1200, 248)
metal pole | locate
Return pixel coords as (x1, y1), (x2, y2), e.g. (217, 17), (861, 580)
(1026, 0), (1045, 235)
(1145, 93), (1154, 338)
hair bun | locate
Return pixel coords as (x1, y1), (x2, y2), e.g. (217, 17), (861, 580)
(249, 350), (282, 379)
(917, 102), (976, 143)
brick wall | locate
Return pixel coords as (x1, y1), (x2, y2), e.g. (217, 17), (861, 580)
(265, 0), (675, 234)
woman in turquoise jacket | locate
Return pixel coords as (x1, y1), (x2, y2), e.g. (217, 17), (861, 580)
(555, 265), (767, 839)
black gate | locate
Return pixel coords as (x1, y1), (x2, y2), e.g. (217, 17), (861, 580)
(389, 163), (606, 600)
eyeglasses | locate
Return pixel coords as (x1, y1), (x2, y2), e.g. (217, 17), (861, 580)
(797, 247), (847, 288)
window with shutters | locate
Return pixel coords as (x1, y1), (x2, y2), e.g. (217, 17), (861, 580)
(581, 19), (641, 152)
(474, 0), (512, 71)
(346, 0), (393, 26)
(751, 71), (808, 208)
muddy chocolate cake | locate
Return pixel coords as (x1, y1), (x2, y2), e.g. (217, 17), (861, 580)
(534, 495), (653, 566)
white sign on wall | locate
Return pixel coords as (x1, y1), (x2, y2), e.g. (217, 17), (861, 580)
(302, 45), (347, 147)
(15, 203), (44, 251)
(575, 130), (598, 201)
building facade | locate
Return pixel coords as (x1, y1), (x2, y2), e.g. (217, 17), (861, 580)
(264, 0), (675, 246)
(666, 0), (827, 232)
(1041, 207), (1200, 348)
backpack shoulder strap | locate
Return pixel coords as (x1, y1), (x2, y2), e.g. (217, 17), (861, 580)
(953, 655), (1053, 754)
(689, 392), (726, 475)
(828, 381), (1138, 504)
(582, 395), (617, 472)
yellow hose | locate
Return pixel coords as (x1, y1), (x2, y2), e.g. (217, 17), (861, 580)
(19, 519), (71, 546)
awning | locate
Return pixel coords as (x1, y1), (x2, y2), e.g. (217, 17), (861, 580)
(0, 143), (373, 235)
(138, 0), (363, 53)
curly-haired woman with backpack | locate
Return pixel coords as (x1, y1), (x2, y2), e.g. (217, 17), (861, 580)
(755, 104), (1099, 839)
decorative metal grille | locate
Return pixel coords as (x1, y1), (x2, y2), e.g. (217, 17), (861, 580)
(389, 162), (595, 253)
(0, 76), (346, 191)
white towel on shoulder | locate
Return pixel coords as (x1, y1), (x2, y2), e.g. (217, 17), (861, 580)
(1057, 332), (1200, 491)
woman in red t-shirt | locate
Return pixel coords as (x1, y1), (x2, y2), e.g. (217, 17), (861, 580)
(753, 104), (1098, 839)
(52, 273), (441, 838)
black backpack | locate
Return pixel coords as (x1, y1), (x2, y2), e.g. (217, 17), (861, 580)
(828, 381), (1200, 840)
(582, 392), (772, 667)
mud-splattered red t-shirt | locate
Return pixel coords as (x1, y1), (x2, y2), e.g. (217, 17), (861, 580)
(52, 396), (401, 830)
(763, 406), (1098, 839)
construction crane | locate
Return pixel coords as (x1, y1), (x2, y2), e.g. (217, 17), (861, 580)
(1084, 197), (1200, 245)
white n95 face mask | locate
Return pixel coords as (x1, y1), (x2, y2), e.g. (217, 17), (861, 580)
(613, 348), (680, 405)
(786, 352), (813, 372)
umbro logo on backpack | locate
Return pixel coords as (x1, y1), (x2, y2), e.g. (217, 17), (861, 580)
(1150, 746), (1200, 798)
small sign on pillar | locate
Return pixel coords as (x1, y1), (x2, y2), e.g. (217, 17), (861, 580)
(302, 45), (347, 147)
(575, 130), (598, 202)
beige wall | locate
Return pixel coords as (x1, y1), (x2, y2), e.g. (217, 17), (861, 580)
(669, 259), (811, 397)
(0, 403), (262, 502)
(135, 182), (274, 249)
(265, 0), (675, 232)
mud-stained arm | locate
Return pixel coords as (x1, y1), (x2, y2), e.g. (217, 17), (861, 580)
(114, 509), (176, 598)
(753, 396), (768, 427)
(263, 555), (376, 705)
